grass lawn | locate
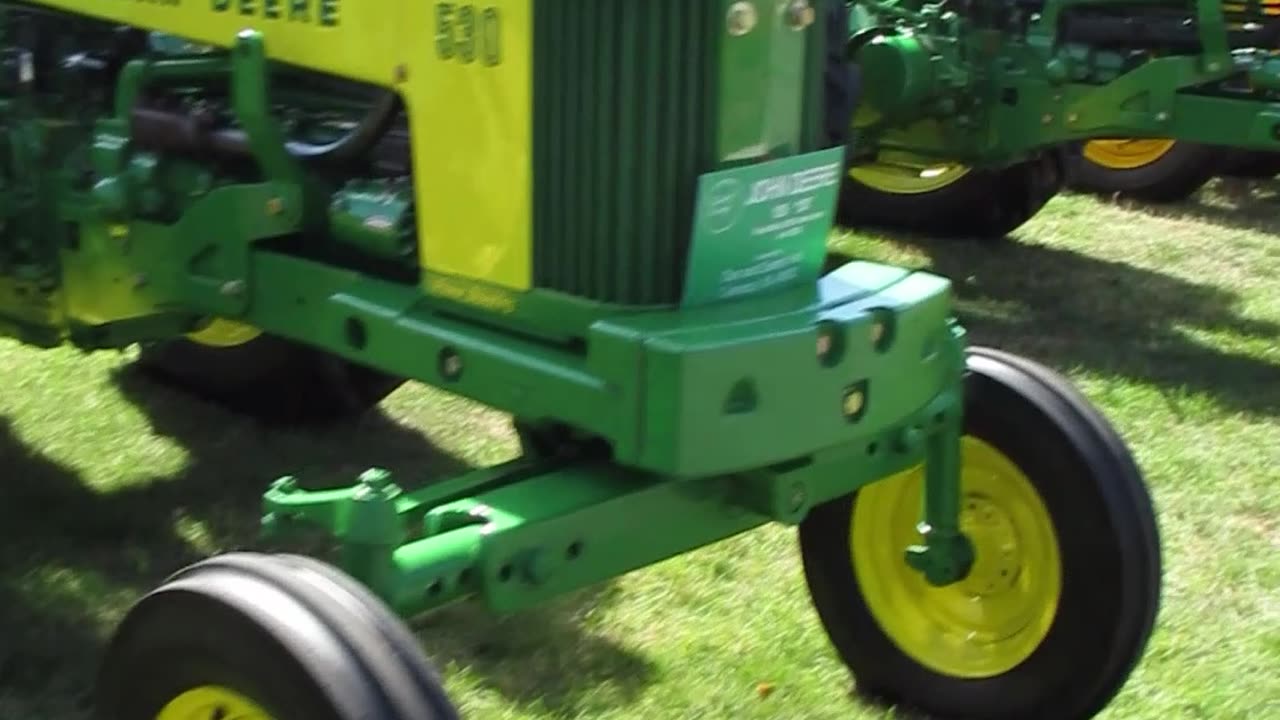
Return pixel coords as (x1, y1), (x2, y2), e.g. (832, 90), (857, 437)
(1, 180), (1278, 719)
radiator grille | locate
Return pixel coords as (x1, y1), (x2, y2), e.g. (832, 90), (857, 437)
(531, 0), (720, 306)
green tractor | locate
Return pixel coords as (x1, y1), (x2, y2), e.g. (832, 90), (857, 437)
(833, 0), (1280, 237)
(1, 2), (1162, 719)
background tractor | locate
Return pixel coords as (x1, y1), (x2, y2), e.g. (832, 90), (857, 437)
(0, 2), (1163, 719)
(832, 0), (1280, 237)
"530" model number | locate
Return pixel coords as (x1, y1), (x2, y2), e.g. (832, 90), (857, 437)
(435, 3), (502, 67)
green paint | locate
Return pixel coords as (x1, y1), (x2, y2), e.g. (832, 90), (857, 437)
(845, 0), (1280, 169)
(263, 0), (281, 19)
(682, 147), (844, 307)
(289, 0), (309, 23)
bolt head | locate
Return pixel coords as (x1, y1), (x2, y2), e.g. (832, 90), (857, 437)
(726, 1), (758, 37)
(843, 390), (865, 417)
(784, 0), (816, 30)
(870, 322), (886, 347)
(359, 468), (393, 491)
(816, 333), (832, 359)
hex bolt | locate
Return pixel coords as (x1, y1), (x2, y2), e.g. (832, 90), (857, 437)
(359, 468), (392, 492)
(843, 389), (865, 418)
(784, 0), (816, 30)
(726, 1), (758, 36)
(870, 321), (886, 347)
(789, 483), (807, 514)
(265, 196), (284, 216)
(816, 333), (832, 360)
(439, 348), (463, 380)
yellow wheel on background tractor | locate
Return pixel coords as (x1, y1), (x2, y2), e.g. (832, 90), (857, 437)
(136, 317), (404, 423)
(823, 46), (1063, 241)
(1066, 138), (1223, 202)
(97, 553), (460, 720)
(798, 347), (1162, 719)
(183, 317), (264, 348)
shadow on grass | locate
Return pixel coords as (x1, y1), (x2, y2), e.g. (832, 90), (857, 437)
(413, 583), (656, 716)
(0, 365), (655, 718)
(830, 232), (1280, 417)
(1103, 177), (1280, 235)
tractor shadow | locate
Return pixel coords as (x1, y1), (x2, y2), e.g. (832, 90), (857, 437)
(1110, 176), (1280, 235)
(829, 233), (1280, 418)
(0, 365), (654, 718)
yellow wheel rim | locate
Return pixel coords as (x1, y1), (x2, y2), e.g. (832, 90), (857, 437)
(1082, 138), (1177, 170)
(186, 317), (263, 348)
(848, 156), (971, 195)
(846, 110), (971, 194)
(156, 686), (276, 720)
(851, 436), (1062, 679)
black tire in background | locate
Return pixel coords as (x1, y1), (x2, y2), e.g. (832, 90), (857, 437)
(1065, 139), (1223, 202)
(136, 328), (405, 423)
(1219, 148), (1280, 179)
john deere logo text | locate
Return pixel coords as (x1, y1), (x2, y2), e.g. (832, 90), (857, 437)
(746, 163), (841, 205)
(212, 0), (340, 26)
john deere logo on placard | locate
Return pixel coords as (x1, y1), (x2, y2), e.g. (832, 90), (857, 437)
(703, 178), (746, 234)
(745, 162), (842, 206)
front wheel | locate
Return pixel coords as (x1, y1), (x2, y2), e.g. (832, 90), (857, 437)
(96, 552), (460, 720)
(799, 347), (1161, 720)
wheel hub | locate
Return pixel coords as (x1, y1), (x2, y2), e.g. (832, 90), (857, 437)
(851, 436), (1063, 679)
(156, 686), (275, 720)
(1082, 138), (1176, 170)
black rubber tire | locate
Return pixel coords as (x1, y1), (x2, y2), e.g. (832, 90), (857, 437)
(833, 152), (1065, 240)
(96, 552), (460, 720)
(1219, 148), (1280, 179)
(136, 334), (405, 423)
(1064, 140), (1222, 202)
(798, 347), (1162, 720)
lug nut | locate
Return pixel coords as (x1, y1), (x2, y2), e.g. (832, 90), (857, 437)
(726, 1), (758, 36)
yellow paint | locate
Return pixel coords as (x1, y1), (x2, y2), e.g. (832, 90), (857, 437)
(186, 317), (264, 347)
(851, 436), (1062, 679)
(1083, 138), (1177, 170)
(849, 157), (970, 195)
(157, 685), (275, 720)
(30, 0), (534, 291)
(426, 272), (519, 314)
(402, 1), (533, 290)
